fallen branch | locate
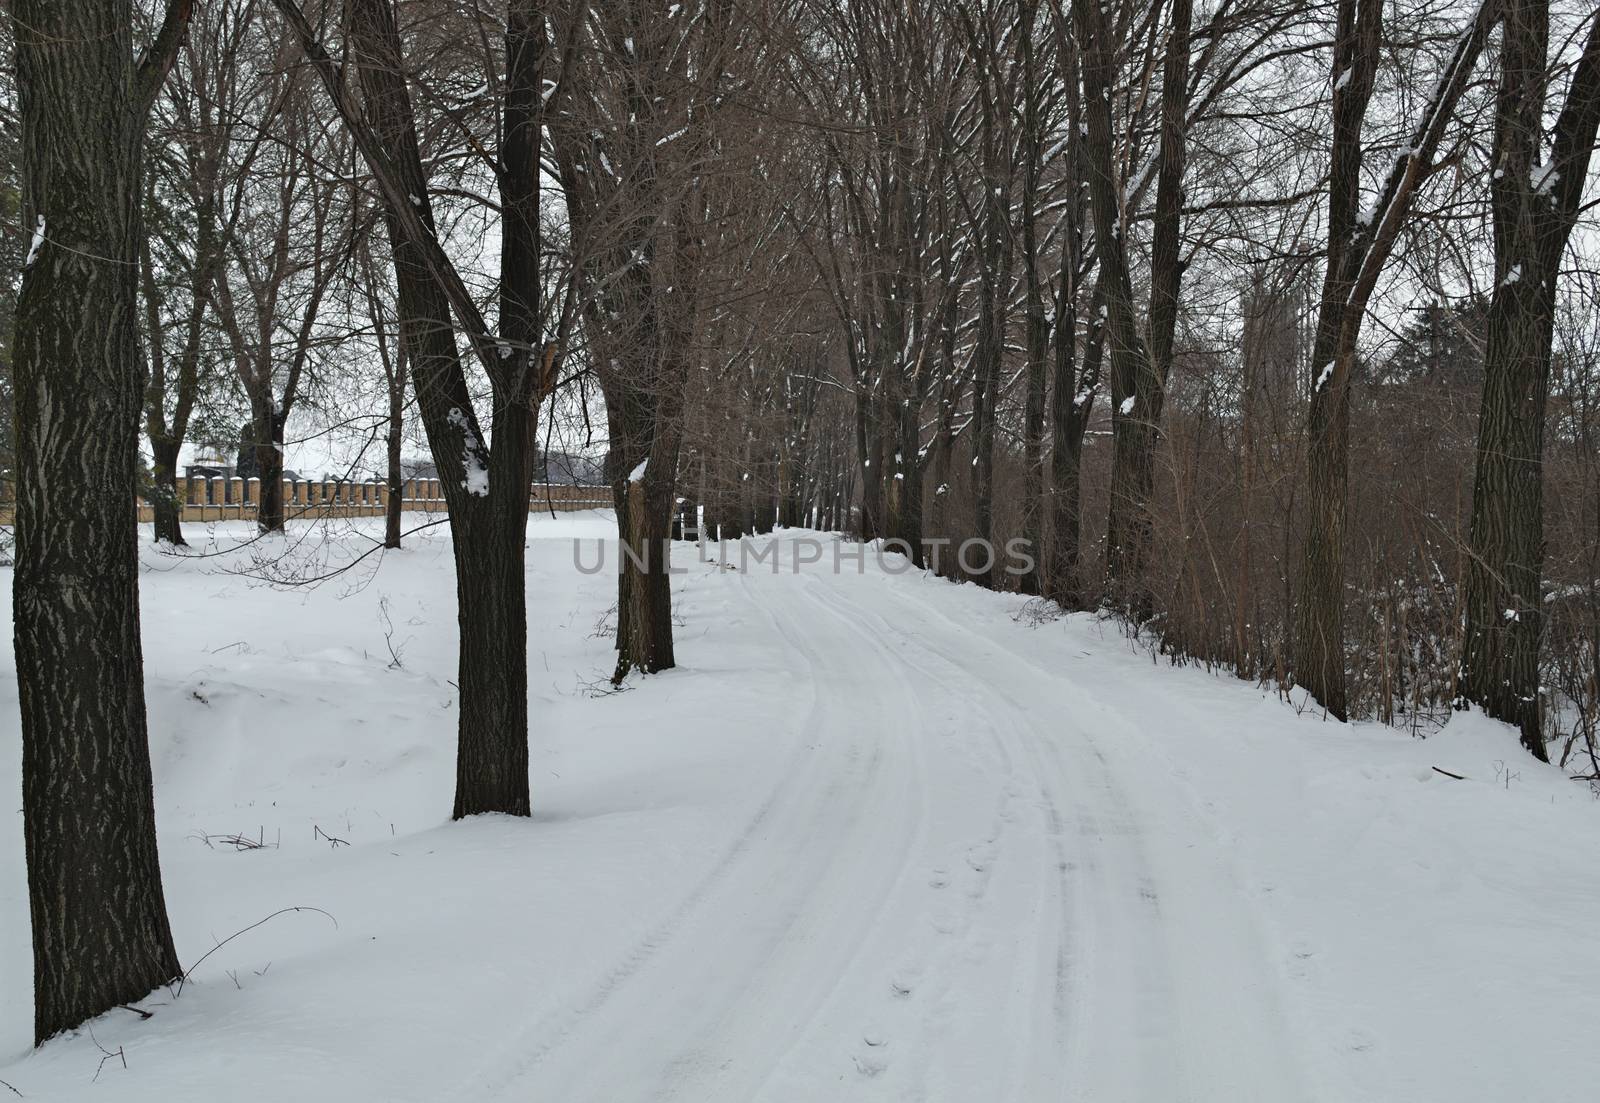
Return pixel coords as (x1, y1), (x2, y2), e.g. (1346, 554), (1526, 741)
(1431, 766), (1466, 780)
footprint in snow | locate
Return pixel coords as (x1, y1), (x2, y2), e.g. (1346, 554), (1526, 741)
(853, 1033), (890, 1079)
(1344, 1027), (1377, 1054)
(853, 1053), (889, 1078)
(1286, 938), (1317, 980)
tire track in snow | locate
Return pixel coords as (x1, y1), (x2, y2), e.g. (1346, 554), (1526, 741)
(865, 572), (1319, 1102)
(778, 573), (1069, 1102)
(455, 565), (930, 1102)
(457, 541), (1315, 1101)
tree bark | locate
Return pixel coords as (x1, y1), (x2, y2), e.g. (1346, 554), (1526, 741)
(1294, 0), (1496, 718)
(252, 401), (288, 533)
(1077, 0), (1189, 620)
(386, 372), (405, 548)
(13, 0), (187, 1045)
(1462, 2), (1600, 757)
(342, 0), (535, 817)
(1048, 282), (1105, 610)
(855, 380), (884, 540)
(1018, 4), (1049, 596)
(149, 438), (185, 546)
(1292, 0), (1382, 720)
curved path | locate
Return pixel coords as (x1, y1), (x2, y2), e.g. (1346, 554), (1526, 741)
(462, 539), (1317, 1102)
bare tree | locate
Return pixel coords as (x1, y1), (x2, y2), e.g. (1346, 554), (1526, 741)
(210, 48), (355, 534)
(1294, 0), (1499, 718)
(12, 0), (190, 1044)
(140, 2), (256, 545)
(269, 0), (559, 816)
(1461, 3), (1600, 757)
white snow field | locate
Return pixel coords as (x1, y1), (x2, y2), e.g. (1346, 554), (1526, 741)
(2, 514), (1599, 1102)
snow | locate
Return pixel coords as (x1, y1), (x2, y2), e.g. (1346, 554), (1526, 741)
(628, 458), (648, 483)
(23, 215), (45, 269)
(463, 458), (489, 497)
(3, 520), (1599, 1101)
(1119, 395), (1136, 415)
(445, 408), (489, 497)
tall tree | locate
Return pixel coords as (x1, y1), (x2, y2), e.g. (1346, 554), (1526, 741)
(1461, 4), (1600, 757)
(1073, 0), (1194, 619)
(959, 1), (1019, 589)
(1294, 0), (1499, 717)
(210, 47), (352, 535)
(141, 0), (255, 545)
(270, 0), (558, 816)
(1017, 0), (1051, 595)
(551, 0), (741, 678)
(12, 0), (190, 1043)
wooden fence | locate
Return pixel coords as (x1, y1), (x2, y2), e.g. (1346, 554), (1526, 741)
(0, 479), (611, 525)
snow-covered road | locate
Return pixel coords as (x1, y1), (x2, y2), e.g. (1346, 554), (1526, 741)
(497, 560), (1307, 1102)
(3, 517), (1598, 1102)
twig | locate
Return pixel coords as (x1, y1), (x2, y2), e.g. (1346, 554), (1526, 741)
(87, 1027), (126, 1083)
(176, 906), (339, 996)
(313, 825), (349, 848)
(1431, 766), (1466, 780)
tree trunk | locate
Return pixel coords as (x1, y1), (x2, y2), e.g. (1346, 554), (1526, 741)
(1018, 6), (1048, 595)
(1043, 0), (1088, 610)
(346, 0), (532, 817)
(386, 395), (405, 548)
(615, 473), (678, 677)
(1019, 279), (1048, 594)
(1048, 285), (1104, 610)
(1076, 0), (1156, 617)
(150, 438), (185, 545)
(1295, 358), (1354, 720)
(13, 0), (185, 1045)
(253, 401), (287, 533)
(1292, 0), (1381, 720)
(969, 233), (1007, 588)
(452, 476), (533, 818)
(1078, 0), (1188, 620)
(893, 390), (925, 567)
(1462, 0), (1600, 758)
(855, 383), (883, 541)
